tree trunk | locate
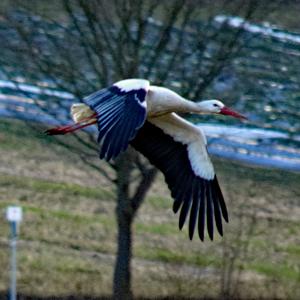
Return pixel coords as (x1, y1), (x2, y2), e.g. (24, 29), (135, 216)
(112, 152), (157, 300)
(113, 153), (134, 300)
(114, 208), (133, 300)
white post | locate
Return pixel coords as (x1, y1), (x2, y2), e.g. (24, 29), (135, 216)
(6, 206), (23, 300)
(9, 222), (17, 300)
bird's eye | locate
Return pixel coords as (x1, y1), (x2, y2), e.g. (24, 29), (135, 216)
(213, 104), (218, 107)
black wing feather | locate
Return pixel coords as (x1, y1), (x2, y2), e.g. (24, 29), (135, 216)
(84, 85), (147, 160)
(131, 121), (228, 241)
(172, 170), (191, 212)
(212, 186), (223, 236)
(206, 183), (214, 240)
(179, 180), (193, 230)
(213, 177), (229, 222)
(198, 183), (206, 241)
(189, 180), (201, 240)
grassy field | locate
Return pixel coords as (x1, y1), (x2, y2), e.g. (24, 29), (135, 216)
(0, 118), (299, 299)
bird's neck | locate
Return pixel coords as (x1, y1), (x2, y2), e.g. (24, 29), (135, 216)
(179, 100), (208, 114)
(147, 86), (209, 116)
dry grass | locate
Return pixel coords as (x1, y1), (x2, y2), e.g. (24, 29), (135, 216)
(0, 118), (299, 299)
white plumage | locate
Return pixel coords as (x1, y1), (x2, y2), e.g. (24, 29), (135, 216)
(114, 78), (150, 92)
(46, 78), (246, 241)
(149, 113), (215, 180)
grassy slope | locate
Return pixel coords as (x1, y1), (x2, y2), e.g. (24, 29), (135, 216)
(0, 118), (299, 299)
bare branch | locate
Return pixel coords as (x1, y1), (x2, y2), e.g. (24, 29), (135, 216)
(131, 167), (157, 213)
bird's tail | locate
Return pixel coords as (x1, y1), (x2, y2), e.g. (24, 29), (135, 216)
(45, 103), (97, 135)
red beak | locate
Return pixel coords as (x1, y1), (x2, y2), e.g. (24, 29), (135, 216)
(220, 106), (247, 120)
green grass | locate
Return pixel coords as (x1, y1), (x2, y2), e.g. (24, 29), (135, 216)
(284, 245), (300, 256)
(147, 195), (171, 209)
(136, 246), (222, 268)
(0, 119), (49, 150)
(135, 221), (178, 236)
(251, 262), (300, 281)
(0, 173), (113, 200)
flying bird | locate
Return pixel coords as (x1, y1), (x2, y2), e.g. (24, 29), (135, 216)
(46, 79), (246, 241)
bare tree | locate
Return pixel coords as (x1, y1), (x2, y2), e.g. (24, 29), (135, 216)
(1, 0), (267, 298)
(220, 196), (259, 299)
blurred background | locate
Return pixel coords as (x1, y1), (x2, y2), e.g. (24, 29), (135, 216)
(0, 0), (299, 299)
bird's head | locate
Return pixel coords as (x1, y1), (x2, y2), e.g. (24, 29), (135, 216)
(197, 100), (247, 120)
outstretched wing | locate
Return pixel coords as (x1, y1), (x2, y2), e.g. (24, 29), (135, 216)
(130, 114), (228, 241)
(84, 79), (149, 161)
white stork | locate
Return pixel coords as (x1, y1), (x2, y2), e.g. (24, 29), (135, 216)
(46, 79), (246, 241)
